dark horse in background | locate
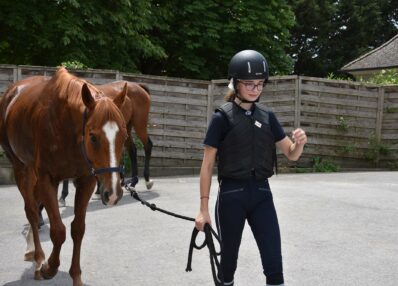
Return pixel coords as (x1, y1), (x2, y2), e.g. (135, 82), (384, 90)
(0, 67), (127, 286)
(58, 80), (155, 203)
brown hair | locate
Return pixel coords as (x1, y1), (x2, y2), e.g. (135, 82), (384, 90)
(224, 90), (236, 102)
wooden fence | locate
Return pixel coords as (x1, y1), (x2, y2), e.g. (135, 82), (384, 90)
(1, 65), (397, 183)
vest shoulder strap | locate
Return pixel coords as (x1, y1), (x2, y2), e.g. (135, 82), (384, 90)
(215, 102), (235, 124)
(216, 102), (233, 115)
(253, 103), (271, 124)
(255, 102), (271, 113)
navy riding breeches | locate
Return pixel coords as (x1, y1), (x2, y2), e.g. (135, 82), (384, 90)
(215, 178), (284, 285)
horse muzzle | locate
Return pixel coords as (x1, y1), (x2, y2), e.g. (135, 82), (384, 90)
(100, 184), (123, 206)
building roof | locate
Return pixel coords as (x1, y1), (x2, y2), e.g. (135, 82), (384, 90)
(341, 34), (398, 72)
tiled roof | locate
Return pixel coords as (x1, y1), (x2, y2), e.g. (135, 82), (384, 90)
(341, 34), (398, 71)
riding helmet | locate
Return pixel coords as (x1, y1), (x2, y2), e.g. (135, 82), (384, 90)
(228, 50), (269, 81)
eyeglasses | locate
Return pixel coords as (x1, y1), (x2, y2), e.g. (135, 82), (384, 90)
(237, 80), (265, 91)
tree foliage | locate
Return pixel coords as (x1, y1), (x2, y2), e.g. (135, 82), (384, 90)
(0, 0), (165, 72)
(142, 1), (294, 79)
(288, 0), (398, 77)
(0, 0), (294, 79)
(1, 0), (397, 79)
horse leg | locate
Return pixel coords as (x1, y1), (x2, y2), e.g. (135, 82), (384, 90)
(143, 137), (153, 189)
(125, 131), (139, 190)
(58, 180), (68, 207)
(14, 166), (45, 279)
(69, 176), (96, 286)
(135, 129), (154, 190)
(39, 175), (66, 279)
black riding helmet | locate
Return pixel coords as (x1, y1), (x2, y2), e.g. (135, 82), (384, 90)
(228, 50), (269, 81)
(228, 50), (269, 103)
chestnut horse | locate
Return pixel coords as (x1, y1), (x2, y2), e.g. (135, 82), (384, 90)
(59, 80), (154, 203)
(0, 67), (127, 285)
(97, 81), (154, 190)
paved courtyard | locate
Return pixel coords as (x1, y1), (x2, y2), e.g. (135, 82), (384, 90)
(0, 171), (397, 286)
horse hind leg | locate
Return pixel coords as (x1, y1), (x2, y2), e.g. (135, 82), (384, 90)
(14, 165), (45, 279)
(24, 225), (35, 262)
(143, 137), (154, 190)
(131, 106), (154, 190)
(124, 131), (139, 190)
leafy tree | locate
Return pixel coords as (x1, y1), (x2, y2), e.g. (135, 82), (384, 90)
(288, 0), (398, 77)
(0, 0), (165, 72)
(0, 1), (294, 79)
(143, 1), (295, 79)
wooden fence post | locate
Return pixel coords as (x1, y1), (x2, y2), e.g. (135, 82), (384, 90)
(207, 80), (214, 126)
(17, 66), (22, 81)
(116, 70), (122, 81)
(13, 66), (18, 83)
(375, 87), (385, 165)
(294, 76), (301, 128)
(375, 87), (385, 143)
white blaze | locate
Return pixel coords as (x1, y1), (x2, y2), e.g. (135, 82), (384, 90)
(102, 121), (119, 204)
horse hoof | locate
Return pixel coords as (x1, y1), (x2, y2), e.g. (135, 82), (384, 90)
(24, 251), (35, 262)
(73, 277), (84, 286)
(40, 262), (57, 279)
(146, 180), (154, 190)
(34, 269), (43, 280)
(58, 197), (66, 207)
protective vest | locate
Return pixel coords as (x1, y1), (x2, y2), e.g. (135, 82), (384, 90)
(216, 102), (276, 180)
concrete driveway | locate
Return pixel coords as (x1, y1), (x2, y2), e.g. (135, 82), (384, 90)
(0, 172), (397, 286)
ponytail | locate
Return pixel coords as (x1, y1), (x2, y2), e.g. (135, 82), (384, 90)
(224, 90), (236, 102)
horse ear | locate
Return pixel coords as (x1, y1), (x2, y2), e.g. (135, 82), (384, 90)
(81, 83), (96, 110)
(113, 83), (127, 108)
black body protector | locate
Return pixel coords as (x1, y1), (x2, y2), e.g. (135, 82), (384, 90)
(217, 102), (277, 180)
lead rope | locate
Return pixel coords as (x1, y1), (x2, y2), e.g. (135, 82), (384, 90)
(128, 188), (224, 286)
(186, 224), (224, 286)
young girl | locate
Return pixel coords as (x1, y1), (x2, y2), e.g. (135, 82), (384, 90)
(195, 50), (307, 286)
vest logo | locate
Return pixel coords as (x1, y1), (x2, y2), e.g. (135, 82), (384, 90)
(255, 121), (262, 128)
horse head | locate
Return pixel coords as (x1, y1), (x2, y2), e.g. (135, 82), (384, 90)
(81, 83), (128, 205)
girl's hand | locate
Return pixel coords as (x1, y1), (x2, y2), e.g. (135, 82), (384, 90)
(292, 128), (307, 146)
(195, 210), (212, 232)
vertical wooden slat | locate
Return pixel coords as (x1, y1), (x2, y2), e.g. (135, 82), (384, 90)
(294, 76), (301, 128)
(17, 67), (22, 81)
(375, 87), (385, 142)
(13, 66), (18, 83)
(207, 81), (214, 127)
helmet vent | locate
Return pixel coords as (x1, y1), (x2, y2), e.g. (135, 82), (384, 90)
(247, 62), (251, 73)
(263, 61), (266, 72)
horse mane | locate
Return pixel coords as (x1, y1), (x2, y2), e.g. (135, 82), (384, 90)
(52, 67), (103, 104)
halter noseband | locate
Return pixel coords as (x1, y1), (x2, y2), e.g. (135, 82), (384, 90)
(81, 108), (124, 176)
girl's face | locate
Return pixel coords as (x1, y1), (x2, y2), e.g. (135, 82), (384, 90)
(236, 79), (265, 101)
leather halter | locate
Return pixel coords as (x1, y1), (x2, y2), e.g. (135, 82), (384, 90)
(81, 108), (124, 176)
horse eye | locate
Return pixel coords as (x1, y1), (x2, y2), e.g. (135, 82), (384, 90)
(90, 134), (97, 144)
